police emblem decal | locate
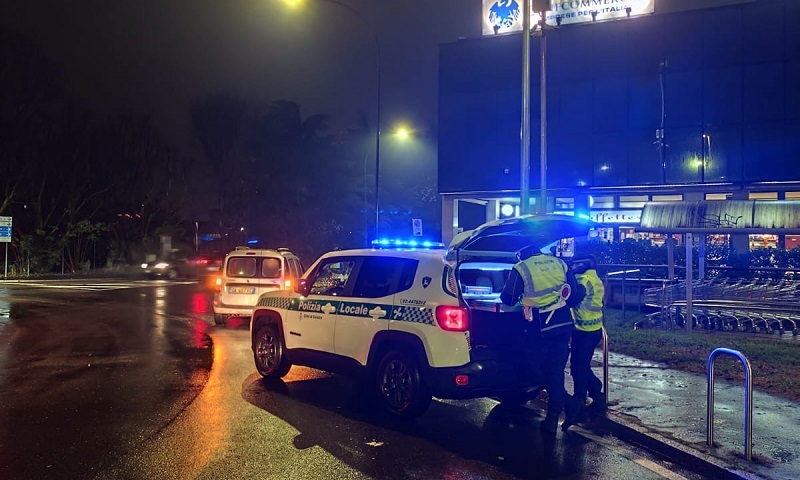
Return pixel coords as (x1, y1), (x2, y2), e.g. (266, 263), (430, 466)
(422, 277), (432, 288)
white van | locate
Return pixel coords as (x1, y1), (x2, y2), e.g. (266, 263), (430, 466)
(212, 247), (304, 325)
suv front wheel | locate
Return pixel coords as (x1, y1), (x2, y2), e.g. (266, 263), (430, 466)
(376, 350), (431, 418)
(254, 324), (292, 378)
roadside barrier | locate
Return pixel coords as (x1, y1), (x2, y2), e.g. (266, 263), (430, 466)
(706, 348), (753, 462)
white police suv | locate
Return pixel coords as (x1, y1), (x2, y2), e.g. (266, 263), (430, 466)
(250, 215), (595, 418)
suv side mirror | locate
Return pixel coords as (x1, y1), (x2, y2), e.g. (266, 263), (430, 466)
(295, 278), (311, 297)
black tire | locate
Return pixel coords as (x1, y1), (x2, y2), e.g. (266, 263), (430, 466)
(376, 350), (431, 418)
(213, 314), (226, 325)
(167, 268), (178, 280)
(253, 324), (292, 378)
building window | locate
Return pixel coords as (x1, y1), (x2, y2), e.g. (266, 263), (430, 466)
(555, 197), (574, 210)
(591, 227), (614, 243)
(619, 195), (648, 208)
(749, 234), (778, 249)
(749, 192), (777, 200)
(787, 235), (800, 250)
(785, 192), (800, 200)
(706, 193), (731, 201)
(652, 194), (683, 202)
(589, 195), (614, 208)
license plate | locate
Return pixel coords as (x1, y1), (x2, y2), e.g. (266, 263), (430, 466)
(228, 286), (256, 294)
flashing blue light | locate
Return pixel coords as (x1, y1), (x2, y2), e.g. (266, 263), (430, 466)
(576, 211), (592, 221)
(246, 238), (259, 245)
(370, 238), (445, 249)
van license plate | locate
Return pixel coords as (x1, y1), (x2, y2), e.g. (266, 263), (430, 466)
(228, 286), (256, 294)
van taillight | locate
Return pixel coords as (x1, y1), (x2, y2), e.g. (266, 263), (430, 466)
(435, 306), (469, 332)
(214, 277), (222, 292)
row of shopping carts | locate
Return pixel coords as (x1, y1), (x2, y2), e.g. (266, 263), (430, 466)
(640, 278), (800, 335)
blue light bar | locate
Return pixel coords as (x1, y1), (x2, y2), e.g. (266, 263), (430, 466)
(371, 238), (445, 249)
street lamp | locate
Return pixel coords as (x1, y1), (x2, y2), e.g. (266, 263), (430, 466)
(283, 0), (381, 242)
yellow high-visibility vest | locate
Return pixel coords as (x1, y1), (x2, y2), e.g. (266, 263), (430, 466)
(514, 255), (568, 311)
(572, 269), (604, 332)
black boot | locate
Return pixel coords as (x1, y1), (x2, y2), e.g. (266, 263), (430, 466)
(561, 395), (585, 431)
(588, 394), (607, 418)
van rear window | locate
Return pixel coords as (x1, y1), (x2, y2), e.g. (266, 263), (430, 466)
(227, 257), (257, 278)
(262, 258), (282, 278)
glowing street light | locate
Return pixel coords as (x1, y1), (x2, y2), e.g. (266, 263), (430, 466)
(392, 124), (412, 141)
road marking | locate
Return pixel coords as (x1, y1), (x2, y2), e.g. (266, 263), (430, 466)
(574, 426), (689, 480)
(0, 280), (196, 291)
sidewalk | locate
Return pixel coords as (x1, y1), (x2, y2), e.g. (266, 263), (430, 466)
(596, 351), (800, 480)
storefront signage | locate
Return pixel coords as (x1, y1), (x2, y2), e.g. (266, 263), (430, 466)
(482, 0), (655, 35)
(590, 210), (641, 224)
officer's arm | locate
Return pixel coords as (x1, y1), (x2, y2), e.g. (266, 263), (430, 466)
(500, 268), (524, 306)
(565, 269), (586, 308)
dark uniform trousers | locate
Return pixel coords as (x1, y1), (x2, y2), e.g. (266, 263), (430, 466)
(524, 308), (573, 422)
(570, 328), (603, 404)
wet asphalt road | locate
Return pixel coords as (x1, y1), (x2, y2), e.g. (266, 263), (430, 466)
(0, 279), (710, 479)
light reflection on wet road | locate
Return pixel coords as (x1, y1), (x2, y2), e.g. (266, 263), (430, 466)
(0, 279), (708, 480)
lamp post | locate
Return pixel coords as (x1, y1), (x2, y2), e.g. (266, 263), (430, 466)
(521, 0), (550, 215)
(284, 0), (381, 243)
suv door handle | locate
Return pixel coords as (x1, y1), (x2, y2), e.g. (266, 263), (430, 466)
(369, 306), (387, 319)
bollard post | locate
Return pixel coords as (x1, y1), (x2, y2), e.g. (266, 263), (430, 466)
(707, 348), (753, 462)
(622, 270), (626, 320)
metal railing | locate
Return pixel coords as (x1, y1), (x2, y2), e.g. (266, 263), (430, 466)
(706, 348), (753, 462)
(602, 327), (609, 406)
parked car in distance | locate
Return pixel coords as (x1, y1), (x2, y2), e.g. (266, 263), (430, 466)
(212, 246), (304, 325)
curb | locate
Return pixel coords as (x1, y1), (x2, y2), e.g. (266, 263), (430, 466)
(598, 409), (762, 480)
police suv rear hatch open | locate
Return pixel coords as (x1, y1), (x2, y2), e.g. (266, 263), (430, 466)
(444, 215), (596, 394)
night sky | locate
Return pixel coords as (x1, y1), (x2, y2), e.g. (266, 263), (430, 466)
(1, 0), (480, 157)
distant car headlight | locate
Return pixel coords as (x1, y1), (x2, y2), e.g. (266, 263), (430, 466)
(141, 263), (148, 269)
(155, 262), (170, 269)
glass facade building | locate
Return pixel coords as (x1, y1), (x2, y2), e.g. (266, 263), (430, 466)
(438, 0), (800, 245)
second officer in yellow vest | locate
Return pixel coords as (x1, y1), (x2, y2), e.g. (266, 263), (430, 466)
(562, 254), (606, 431)
(501, 246), (585, 434)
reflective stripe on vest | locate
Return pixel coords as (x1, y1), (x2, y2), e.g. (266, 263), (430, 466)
(515, 255), (567, 310)
(572, 270), (604, 332)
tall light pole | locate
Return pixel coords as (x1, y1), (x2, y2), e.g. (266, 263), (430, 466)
(285, 0), (381, 242)
(521, 0), (550, 215)
(520, 0), (531, 215)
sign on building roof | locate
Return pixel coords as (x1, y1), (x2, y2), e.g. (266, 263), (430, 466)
(482, 0), (655, 36)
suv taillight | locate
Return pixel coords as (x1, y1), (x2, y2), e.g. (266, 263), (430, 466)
(435, 306), (469, 332)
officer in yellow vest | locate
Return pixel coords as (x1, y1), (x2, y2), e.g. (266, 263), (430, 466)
(562, 254), (606, 431)
(501, 246), (585, 434)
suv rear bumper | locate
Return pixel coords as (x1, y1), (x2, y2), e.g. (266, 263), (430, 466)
(424, 354), (528, 400)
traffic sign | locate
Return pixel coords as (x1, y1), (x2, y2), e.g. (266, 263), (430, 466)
(0, 217), (11, 243)
(412, 218), (423, 237)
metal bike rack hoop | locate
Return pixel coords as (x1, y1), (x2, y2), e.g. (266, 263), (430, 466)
(706, 347), (753, 462)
